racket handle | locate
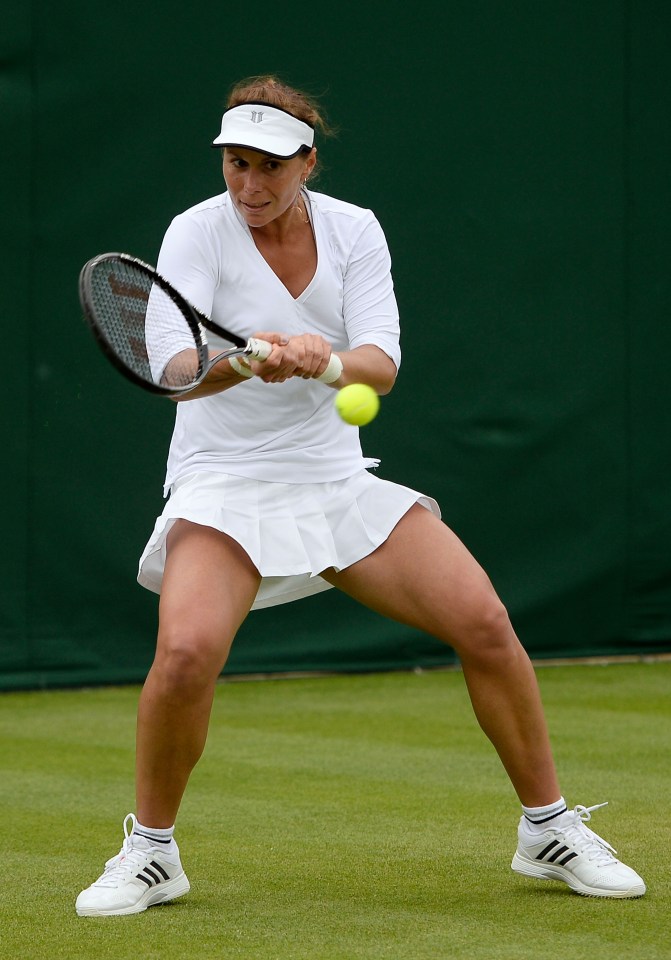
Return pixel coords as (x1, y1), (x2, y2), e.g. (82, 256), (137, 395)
(316, 352), (343, 384)
(245, 338), (273, 361)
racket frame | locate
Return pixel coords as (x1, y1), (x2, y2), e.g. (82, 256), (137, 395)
(79, 253), (254, 396)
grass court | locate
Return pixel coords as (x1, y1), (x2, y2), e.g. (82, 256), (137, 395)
(1, 662), (669, 959)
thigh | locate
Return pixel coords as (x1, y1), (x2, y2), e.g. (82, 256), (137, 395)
(321, 504), (503, 647)
(157, 519), (262, 669)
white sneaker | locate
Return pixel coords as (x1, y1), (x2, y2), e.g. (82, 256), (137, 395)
(511, 802), (646, 898)
(76, 814), (190, 916)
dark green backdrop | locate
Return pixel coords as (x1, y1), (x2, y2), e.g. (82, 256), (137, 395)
(2, 1), (670, 690)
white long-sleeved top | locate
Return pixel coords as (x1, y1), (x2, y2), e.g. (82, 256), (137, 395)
(155, 189), (401, 494)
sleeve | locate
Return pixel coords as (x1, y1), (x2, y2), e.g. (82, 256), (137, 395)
(342, 214), (401, 370)
(155, 212), (220, 319)
(145, 283), (200, 385)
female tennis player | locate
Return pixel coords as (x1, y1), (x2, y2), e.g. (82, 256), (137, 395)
(76, 76), (645, 915)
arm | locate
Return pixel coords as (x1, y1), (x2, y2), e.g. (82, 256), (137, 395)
(332, 343), (397, 395)
(338, 214), (401, 393)
(171, 335), (290, 402)
(169, 355), (255, 402)
(156, 211), (284, 402)
(245, 335), (397, 395)
(173, 335), (396, 402)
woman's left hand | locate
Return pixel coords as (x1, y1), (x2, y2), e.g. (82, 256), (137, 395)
(250, 332), (334, 383)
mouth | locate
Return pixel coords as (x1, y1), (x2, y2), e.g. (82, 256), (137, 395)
(241, 200), (269, 212)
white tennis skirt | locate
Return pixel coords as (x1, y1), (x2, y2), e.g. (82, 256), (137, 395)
(137, 469), (441, 610)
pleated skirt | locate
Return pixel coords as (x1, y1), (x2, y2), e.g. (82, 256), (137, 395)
(137, 469), (441, 609)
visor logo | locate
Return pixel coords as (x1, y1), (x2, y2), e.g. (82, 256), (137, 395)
(250, 111), (264, 123)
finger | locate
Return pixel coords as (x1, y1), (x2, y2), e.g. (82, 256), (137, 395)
(299, 335), (331, 378)
(253, 332), (290, 346)
(248, 342), (283, 373)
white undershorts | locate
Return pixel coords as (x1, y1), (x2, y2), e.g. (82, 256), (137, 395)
(137, 469), (441, 610)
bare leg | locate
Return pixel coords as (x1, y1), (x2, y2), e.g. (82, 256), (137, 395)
(322, 505), (561, 806)
(135, 520), (261, 827)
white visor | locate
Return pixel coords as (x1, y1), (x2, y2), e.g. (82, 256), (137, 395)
(212, 103), (315, 158)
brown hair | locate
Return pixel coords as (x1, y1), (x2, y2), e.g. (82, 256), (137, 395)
(226, 75), (332, 139)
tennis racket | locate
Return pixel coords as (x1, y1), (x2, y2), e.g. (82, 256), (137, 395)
(79, 253), (343, 397)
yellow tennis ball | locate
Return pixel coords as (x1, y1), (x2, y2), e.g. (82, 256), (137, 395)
(335, 383), (380, 426)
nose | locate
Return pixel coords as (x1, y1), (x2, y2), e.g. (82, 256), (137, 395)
(243, 168), (262, 193)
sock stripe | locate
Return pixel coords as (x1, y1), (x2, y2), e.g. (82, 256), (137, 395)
(134, 829), (173, 845)
(522, 797), (567, 826)
(524, 804), (568, 825)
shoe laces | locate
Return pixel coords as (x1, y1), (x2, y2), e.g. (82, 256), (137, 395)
(94, 813), (150, 888)
(560, 802), (618, 866)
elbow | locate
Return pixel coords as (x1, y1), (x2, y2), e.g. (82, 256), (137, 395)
(377, 375), (396, 396)
(377, 360), (398, 396)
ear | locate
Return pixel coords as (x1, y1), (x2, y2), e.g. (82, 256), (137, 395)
(304, 147), (318, 177)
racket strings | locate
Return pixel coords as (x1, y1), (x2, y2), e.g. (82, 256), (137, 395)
(88, 260), (205, 389)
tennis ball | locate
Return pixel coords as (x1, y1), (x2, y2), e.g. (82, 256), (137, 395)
(334, 383), (380, 426)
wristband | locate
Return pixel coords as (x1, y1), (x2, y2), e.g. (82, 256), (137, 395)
(229, 356), (253, 378)
(317, 353), (343, 384)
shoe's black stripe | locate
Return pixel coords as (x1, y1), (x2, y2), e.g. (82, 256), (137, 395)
(546, 844), (569, 863)
(136, 867), (170, 887)
(150, 861), (170, 881)
(537, 840), (560, 860)
(536, 840), (580, 865)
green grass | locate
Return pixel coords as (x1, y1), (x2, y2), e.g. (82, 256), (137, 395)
(0, 663), (669, 959)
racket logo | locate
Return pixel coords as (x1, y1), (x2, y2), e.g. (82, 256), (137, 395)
(250, 110), (265, 123)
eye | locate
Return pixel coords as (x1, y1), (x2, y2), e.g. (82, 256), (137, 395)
(265, 160), (282, 172)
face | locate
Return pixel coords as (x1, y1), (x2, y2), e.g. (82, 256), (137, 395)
(223, 147), (316, 229)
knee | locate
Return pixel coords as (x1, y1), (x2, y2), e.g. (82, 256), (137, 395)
(479, 597), (514, 648)
(152, 628), (229, 695)
(451, 593), (516, 663)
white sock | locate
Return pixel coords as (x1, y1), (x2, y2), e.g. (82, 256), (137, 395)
(521, 797), (567, 833)
(132, 820), (177, 853)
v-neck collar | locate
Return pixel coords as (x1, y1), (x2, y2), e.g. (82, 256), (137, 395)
(230, 189), (319, 303)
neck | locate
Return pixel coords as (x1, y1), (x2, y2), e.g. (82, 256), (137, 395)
(248, 196), (310, 243)
(294, 192), (309, 224)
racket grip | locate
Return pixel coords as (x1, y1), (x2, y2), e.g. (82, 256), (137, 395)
(244, 339), (342, 383)
(245, 338), (273, 361)
(316, 352), (343, 384)
(228, 356), (253, 378)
